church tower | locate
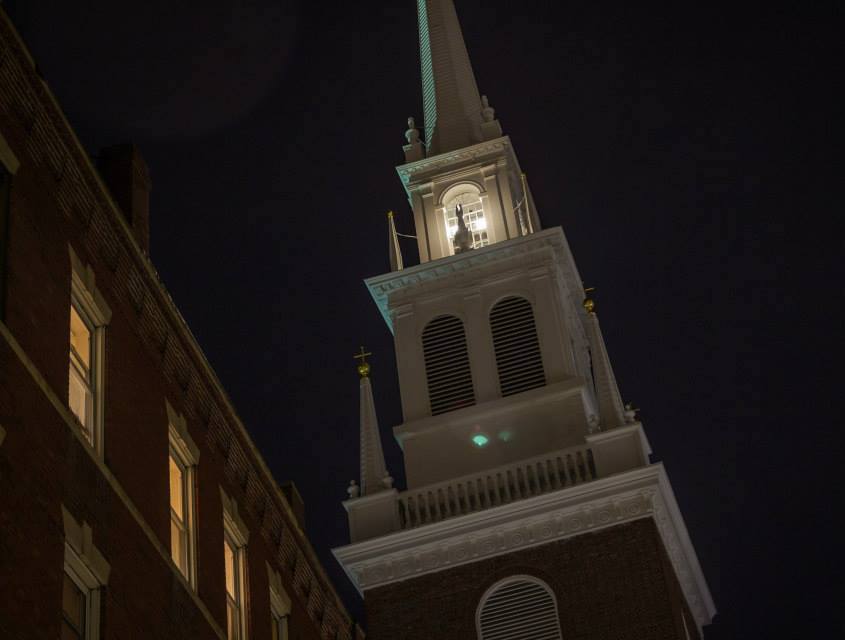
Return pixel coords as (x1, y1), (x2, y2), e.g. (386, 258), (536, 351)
(334, 2), (715, 638)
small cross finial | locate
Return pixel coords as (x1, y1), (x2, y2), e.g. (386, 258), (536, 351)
(583, 287), (597, 314)
(354, 346), (372, 378)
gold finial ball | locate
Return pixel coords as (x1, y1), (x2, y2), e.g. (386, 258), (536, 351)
(583, 297), (596, 314)
(387, 210), (394, 219)
(357, 362), (371, 378)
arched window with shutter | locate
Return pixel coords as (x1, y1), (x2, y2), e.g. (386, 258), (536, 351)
(421, 315), (475, 415)
(489, 296), (546, 397)
(477, 576), (563, 640)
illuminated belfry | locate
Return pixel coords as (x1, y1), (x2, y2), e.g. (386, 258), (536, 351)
(334, 1), (715, 638)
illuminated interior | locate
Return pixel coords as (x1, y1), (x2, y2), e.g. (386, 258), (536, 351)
(169, 453), (188, 577)
(472, 433), (490, 447)
(68, 302), (94, 441)
(224, 534), (244, 640)
(444, 187), (488, 252)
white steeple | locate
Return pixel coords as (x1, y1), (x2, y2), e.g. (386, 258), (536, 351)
(353, 348), (391, 496)
(418, 0), (485, 155)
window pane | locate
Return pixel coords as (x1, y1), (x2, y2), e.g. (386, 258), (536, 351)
(62, 572), (85, 639)
(169, 455), (184, 519)
(69, 305), (92, 369)
(224, 538), (236, 598)
(68, 367), (90, 432)
(171, 516), (185, 573)
(227, 598), (240, 640)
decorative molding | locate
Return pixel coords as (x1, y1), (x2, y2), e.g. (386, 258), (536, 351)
(220, 486), (250, 545)
(267, 561), (292, 616)
(69, 244), (112, 325)
(61, 504), (111, 586)
(396, 137), (512, 190)
(166, 399), (200, 464)
(365, 228), (584, 333)
(333, 464), (715, 632)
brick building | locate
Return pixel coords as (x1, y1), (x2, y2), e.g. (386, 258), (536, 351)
(333, 1), (716, 639)
(0, 8), (359, 640)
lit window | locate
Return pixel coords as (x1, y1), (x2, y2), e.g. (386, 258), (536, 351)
(221, 489), (249, 640)
(68, 247), (110, 456)
(224, 532), (246, 640)
(444, 190), (488, 252)
(167, 401), (199, 588)
(68, 301), (95, 442)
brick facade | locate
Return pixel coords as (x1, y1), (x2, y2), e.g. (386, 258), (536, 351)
(365, 519), (700, 640)
(0, 7), (353, 639)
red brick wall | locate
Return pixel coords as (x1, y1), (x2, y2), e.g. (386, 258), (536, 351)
(0, 8), (348, 639)
(364, 518), (701, 640)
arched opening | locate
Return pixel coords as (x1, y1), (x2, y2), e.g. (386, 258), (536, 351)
(477, 575), (563, 640)
(489, 296), (546, 397)
(442, 183), (489, 253)
(422, 315), (475, 415)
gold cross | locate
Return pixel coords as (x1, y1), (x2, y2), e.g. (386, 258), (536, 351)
(354, 346), (372, 378)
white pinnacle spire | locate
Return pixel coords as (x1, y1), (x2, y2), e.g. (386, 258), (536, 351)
(354, 349), (391, 496)
(417, 0), (484, 155)
(584, 305), (626, 430)
(387, 211), (404, 271)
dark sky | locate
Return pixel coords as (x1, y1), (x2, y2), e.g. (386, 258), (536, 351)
(6, 0), (841, 635)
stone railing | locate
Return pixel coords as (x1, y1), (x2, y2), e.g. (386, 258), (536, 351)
(397, 444), (597, 530)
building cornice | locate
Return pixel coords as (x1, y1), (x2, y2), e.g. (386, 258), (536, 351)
(396, 136), (515, 192)
(333, 463), (715, 633)
(365, 228), (585, 333)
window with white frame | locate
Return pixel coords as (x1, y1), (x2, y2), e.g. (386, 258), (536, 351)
(68, 247), (110, 455)
(221, 489), (249, 640)
(61, 506), (110, 640)
(443, 185), (489, 252)
(167, 401), (199, 587)
(267, 563), (291, 640)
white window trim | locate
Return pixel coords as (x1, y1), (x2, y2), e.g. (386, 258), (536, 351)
(0, 130), (19, 175)
(221, 488), (249, 640)
(267, 562), (291, 639)
(69, 245), (111, 457)
(62, 505), (110, 640)
(167, 400), (200, 588)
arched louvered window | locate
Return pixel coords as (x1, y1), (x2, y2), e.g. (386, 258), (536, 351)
(477, 576), (563, 640)
(422, 315), (475, 415)
(489, 296), (546, 397)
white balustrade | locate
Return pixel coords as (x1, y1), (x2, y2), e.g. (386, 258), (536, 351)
(397, 444), (596, 529)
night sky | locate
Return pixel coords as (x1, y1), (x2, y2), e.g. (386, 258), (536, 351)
(5, 0), (841, 636)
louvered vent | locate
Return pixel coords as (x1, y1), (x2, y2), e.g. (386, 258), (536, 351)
(490, 296), (546, 397)
(478, 578), (563, 640)
(422, 315), (475, 416)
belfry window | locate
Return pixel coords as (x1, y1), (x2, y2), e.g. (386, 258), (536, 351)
(422, 315), (475, 415)
(489, 296), (546, 397)
(444, 186), (488, 252)
(477, 576), (563, 640)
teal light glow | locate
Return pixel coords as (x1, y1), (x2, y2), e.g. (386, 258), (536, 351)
(472, 434), (490, 447)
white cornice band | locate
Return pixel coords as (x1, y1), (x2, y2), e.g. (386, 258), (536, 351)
(333, 463), (715, 633)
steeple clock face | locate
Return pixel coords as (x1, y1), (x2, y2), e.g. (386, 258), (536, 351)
(444, 190), (488, 252)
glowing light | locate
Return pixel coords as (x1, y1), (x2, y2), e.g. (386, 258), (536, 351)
(447, 224), (458, 237)
(472, 434), (490, 447)
(475, 217), (487, 231)
(498, 430), (513, 442)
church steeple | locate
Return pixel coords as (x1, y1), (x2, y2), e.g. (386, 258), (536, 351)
(353, 348), (391, 497)
(417, 0), (485, 155)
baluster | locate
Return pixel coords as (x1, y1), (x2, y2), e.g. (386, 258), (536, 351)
(538, 461), (549, 492)
(501, 472), (511, 502)
(566, 454), (576, 484)
(576, 451), (586, 481)
(432, 490), (441, 521)
(587, 449), (597, 479)
(398, 499), (407, 529)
